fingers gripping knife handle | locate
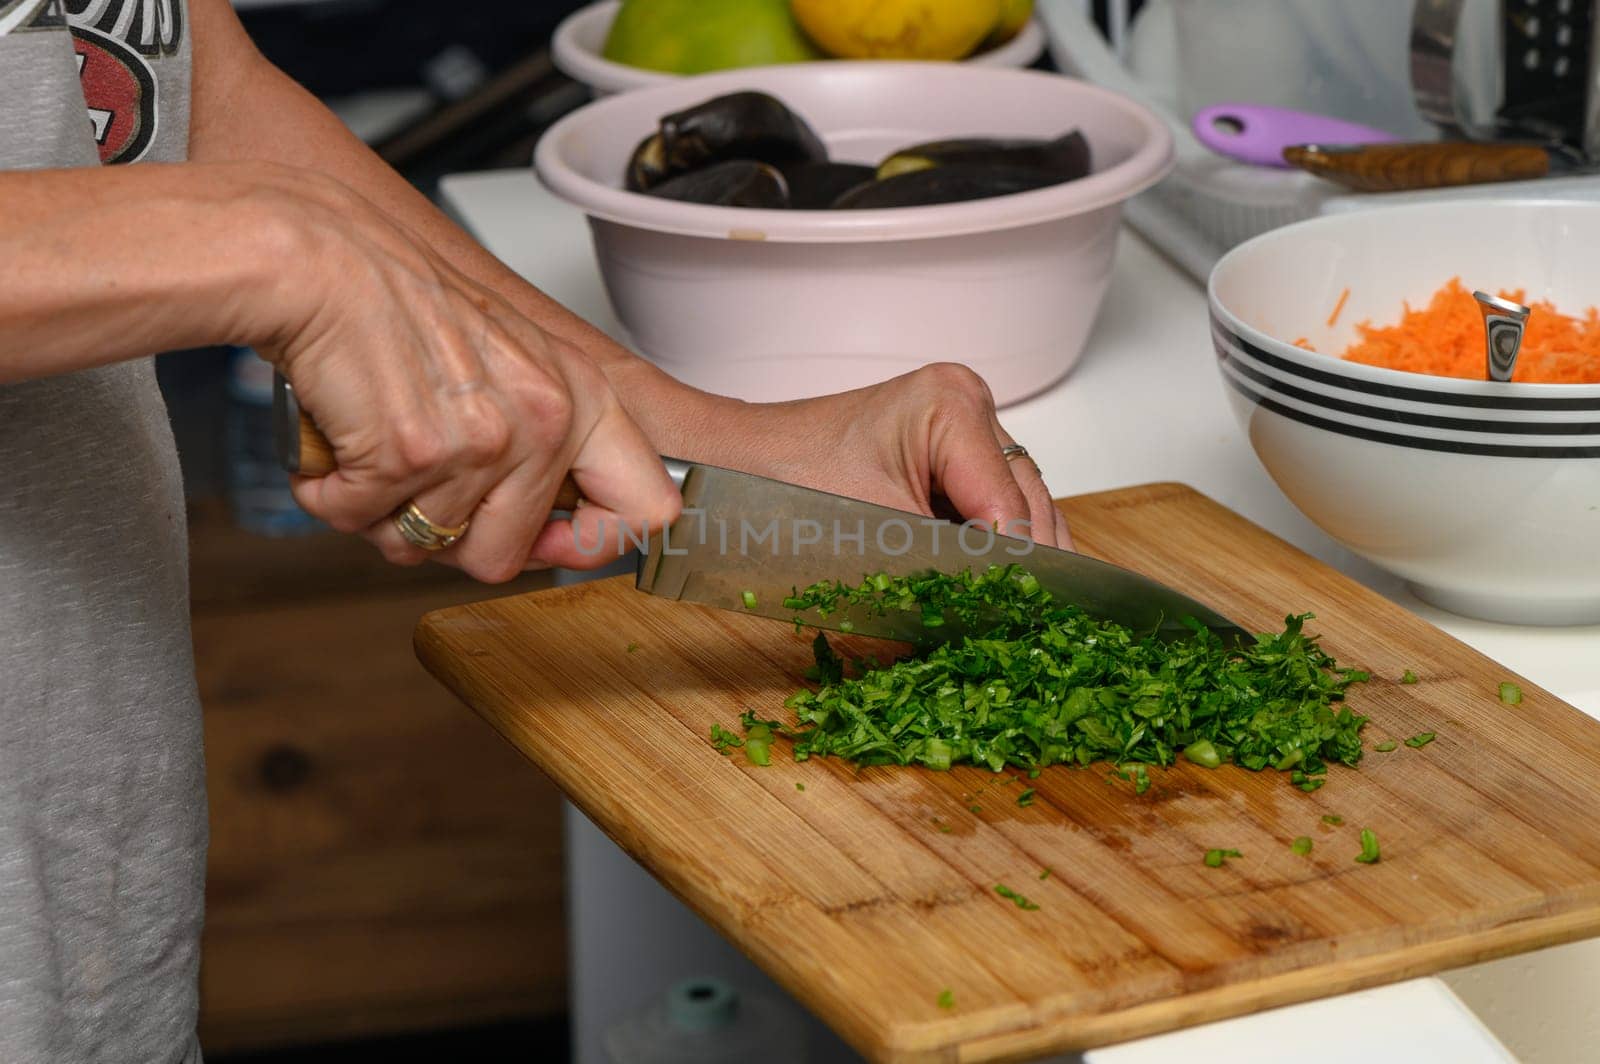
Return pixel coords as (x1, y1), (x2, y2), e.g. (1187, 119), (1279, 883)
(270, 373), (338, 478)
(270, 372), (586, 511)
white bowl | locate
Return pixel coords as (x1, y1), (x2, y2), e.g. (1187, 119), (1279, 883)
(535, 62), (1172, 405)
(1209, 200), (1600, 625)
(552, 0), (1048, 96)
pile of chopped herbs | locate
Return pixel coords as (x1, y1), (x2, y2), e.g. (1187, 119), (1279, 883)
(727, 565), (1370, 788)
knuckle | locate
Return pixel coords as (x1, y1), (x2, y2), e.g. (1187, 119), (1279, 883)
(376, 538), (424, 567)
(467, 555), (523, 585)
(920, 361), (991, 401)
(516, 379), (577, 448)
(457, 404), (513, 467)
(642, 487), (683, 531)
(323, 511), (371, 535)
(393, 421), (448, 475)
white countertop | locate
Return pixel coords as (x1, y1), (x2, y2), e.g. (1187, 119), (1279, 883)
(439, 168), (1596, 1062)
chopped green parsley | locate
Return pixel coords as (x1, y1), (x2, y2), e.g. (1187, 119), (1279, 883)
(995, 884), (1040, 910)
(719, 567), (1369, 785)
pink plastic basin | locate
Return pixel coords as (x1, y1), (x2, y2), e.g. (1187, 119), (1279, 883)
(535, 62), (1173, 404)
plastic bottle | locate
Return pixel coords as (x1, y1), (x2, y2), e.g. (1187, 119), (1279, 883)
(224, 347), (322, 537)
(603, 977), (807, 1064)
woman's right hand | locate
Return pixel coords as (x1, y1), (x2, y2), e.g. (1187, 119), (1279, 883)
(237, 164), (680, 580)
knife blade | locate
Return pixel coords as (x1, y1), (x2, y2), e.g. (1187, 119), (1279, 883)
(642, 460), (1250, 647)
(274, 374), (1248, 646)
(1283, 140), (1591, 193)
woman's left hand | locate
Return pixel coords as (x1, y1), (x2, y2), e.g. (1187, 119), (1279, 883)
(657, 362), (1071, 550)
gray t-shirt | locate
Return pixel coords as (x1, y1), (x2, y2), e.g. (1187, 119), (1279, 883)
(0, 2), (205, 1062)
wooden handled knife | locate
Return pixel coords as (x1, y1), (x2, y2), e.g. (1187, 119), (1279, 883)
(1284, 141), (1591, 193)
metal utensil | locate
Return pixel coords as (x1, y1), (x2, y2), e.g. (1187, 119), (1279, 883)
(1475, 290), (1531, 382)
(1282, 140), (1590, 192)
(1192, 103), (1397, 168)
(638, 460), (1249, 647)
(1411, 0), (1599, 154)
(274, 374), (1250, 646)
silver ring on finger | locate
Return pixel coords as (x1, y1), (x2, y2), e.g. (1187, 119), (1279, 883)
(1001, 443), (1033, 464)
(394, 501), (470, 551)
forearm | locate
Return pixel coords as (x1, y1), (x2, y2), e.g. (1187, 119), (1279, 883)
(0, 165), (277, 384)
(186, 4), (755, 464)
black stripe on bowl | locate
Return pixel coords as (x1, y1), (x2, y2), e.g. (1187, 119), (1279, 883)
(1211, 315), (1600, 412)
(1220, 371), (1600, 458)
(1218, 338), (1600, 436)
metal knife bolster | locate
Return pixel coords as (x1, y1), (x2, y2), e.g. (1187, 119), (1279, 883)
(635, 457), (698, 599)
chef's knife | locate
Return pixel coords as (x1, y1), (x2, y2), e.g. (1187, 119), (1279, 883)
(274, 375), (1249, 646)
(1283, 141), (1591, 193)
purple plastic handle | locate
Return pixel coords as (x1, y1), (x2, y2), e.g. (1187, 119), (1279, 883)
(1192, 103), (1399, 168)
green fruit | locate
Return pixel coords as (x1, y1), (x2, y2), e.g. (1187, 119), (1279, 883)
(603, 0), (823, 74)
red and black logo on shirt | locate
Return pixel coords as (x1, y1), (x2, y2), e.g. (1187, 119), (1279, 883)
(61, 0), (184, 164)
(73, 24), (156, 163)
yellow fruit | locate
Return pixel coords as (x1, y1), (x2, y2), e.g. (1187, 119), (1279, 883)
(604, 0), (822, 75)
(791, 0), (1003, 61)
(983, 0), (1033, 49)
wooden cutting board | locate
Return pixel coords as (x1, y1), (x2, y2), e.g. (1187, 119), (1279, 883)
(415, 483), (1600, 1063)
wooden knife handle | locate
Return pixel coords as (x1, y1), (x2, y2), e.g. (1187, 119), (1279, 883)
(1284, 142), (1553, 192)
(278, 382), (582, 512)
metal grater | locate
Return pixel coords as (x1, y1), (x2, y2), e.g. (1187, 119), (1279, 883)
(1499, 0), (1596, 146)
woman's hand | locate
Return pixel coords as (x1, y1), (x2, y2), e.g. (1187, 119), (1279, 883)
(616, 361), (1070, 550)
(237, 164), (680, 579)
(751, 364), (1071, 548)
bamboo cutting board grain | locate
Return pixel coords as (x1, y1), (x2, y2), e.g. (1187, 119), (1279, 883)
(414, 483), (1600, 1062)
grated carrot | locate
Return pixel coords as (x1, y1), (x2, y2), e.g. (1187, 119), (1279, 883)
(1326, 287), (1351, 328)
(1338, 277), (1600, 384)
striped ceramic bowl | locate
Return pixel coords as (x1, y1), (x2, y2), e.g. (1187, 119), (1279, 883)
(1208, 201), (1600, 626)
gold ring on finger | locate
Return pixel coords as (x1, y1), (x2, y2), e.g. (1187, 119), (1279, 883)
(394, 501), (470, 552)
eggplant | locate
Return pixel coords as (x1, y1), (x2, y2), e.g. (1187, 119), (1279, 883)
(625, 91), (828, 192)
(876, 130), (1091, 183)
(644, 160), (790, 208)
(778, 161), (877, 209)
(830, 164), (1061, 209)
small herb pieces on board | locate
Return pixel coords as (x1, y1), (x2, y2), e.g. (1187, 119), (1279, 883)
(995, 883), (1040, 910)
(732, 566), (1368, 787)
(1500, 681), (1524, 705)
(1204, 848), (1242, 868)
(710, 723), (744, 753)
(743, 723), (773, 766)
(1374, 741), (1398, 752)
(1355, 828), (1381, 864)
(1404, 732), (1436, 749)
(1291, 836), (1313, 856)
(937, 988), (955, 1010)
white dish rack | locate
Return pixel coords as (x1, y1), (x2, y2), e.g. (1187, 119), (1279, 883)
(1036, 0), (1600, 281)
